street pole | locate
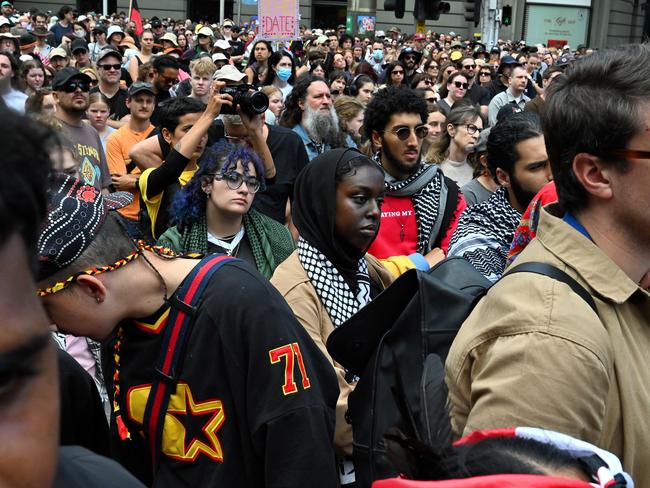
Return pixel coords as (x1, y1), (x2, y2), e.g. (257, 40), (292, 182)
(220, 0), (225, 23)
(481, 0), (499, 48)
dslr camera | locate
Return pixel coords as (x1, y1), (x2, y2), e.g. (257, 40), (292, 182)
(219, 84), (269, 115)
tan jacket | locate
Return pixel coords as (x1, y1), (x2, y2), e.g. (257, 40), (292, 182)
(446, 205), (650, 486)
(271, 251), (395, 457)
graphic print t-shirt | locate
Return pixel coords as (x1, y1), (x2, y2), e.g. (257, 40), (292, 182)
(59, 119), (112, 191)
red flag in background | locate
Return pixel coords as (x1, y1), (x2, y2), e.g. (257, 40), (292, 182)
(130, 0), (144, 36)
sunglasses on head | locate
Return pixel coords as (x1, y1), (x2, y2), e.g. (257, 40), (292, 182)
(453, 81), (469, 89)
(99, 63), (121, 71)
(62, 80), (90, 92)
(384, 124), (429, 140)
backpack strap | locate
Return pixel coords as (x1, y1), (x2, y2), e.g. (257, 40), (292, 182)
(141, 254), (236, 472)
(506, 261), (597, 313)
(432, 177), (459, 250)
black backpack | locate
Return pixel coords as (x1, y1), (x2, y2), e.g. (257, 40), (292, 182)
(326, 257), (597, 488)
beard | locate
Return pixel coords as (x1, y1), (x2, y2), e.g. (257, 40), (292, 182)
(509, 173), (537, 211)
(303, 104), (339, 145)
(381, 137), (421, 179)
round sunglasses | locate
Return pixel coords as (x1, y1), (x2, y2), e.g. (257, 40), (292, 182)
(383, 125), (429, 140)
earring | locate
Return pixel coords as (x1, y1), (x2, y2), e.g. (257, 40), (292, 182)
(96, 297), (102, 304)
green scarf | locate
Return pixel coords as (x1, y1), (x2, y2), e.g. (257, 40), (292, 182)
(158, 209), (295, 279)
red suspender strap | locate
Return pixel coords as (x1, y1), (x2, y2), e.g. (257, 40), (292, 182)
(141, 254), (236, 473)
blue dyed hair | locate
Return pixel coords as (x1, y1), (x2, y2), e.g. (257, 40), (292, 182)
(171, 141), (266, 229)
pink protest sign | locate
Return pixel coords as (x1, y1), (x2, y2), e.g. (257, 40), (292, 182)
(258, 0), (299, 41)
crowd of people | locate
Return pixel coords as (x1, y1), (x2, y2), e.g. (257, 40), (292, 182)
(0, 2), (648, 487)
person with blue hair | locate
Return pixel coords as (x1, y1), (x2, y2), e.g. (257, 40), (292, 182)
(157, 142), (295, 278)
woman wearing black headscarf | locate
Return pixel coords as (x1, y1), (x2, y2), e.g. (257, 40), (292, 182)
(271, 148), (394, 484)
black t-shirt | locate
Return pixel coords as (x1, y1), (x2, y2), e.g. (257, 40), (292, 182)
(151, 90), (172, 127)
(253, 124), (309, 223)
(111, 258), (339, 487)
(467, 83), (490, 106)
(486, 77), (508, 101)
(54, 446), (145, 488)
(91, 86), (129, 120)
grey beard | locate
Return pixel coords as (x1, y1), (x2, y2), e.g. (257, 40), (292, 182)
(303, 105), (339, 144)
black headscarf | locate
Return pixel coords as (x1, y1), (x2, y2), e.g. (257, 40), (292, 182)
(292, 148), (375, 287)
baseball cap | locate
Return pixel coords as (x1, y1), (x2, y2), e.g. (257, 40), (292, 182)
(36, 174), (133, 283)
(77, 14), (88, 22)
(555, 54), (573, 67)
(413, 33), (425, 41)
(214, 39), (230, 50)
(92, 25), (107, 35)
(197, 26), (214, 37)
(127, 81), (155, 97)
(52, 66), (91, 90)
(0, 1), (12, 7)
(49, 47), (68, 60)
(315, 35), (328, 45)
(96, 46), (121, 63)
(212, 52), (228, 62)
(150, 17), (162, 28)
(213, 64), (246, 81)
(70, 38), (88, 53)
(222, 19), (234, 27)
(375, 30), (385, 38)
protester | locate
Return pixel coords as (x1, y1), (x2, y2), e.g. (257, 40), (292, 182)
(347, 73), (375, 105)
(487, 65), (530, 125)
(384, 61), (405, 86)
(280, 74), (342, 160)
(334, 95), (365, 148)
(127, 29), (154, 81)
(448, 112), (552, 281)
(0, 51), (26, 112)
(460, 128), (498, 206)
(245, 39), (272, 85)
(446, 43), (650, 486)
(36, 170), (339, 487)
(427, 104), (483, 186)
(260, 84), (283, 124)
(421, 103), (445, 156)
(271, 148), (394, 484)
(105, 81), (156, 237)
(52, 67), (111, 191)
(364, 86), (465, 272)
(158, 142), (295, 278)
(436, 71), (469, 115)
(265, 50), (295, 99)
(86, 91), (115, 150)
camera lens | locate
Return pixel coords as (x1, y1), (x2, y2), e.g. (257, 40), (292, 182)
(245, 91), (269, 114)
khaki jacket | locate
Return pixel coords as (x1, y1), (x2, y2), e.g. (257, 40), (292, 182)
(271, 251), (395, 457)
(446, 205), (650, 486)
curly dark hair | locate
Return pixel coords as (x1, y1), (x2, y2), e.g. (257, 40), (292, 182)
(363, 85), (428, 140)
(171, 142), (265, 229)
(279, 74), (328, 128)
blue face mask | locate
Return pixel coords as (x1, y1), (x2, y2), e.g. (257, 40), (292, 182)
(276, 67), (292, 81)
(373, 49), (384, 61)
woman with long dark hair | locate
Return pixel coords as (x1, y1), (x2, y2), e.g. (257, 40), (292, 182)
(264, 51), (296, 99)
(245, 40), (273, 85)
(158, 142), (294, 278)
(384, 61), (406, 87)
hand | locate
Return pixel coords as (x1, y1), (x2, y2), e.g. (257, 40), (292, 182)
(205, 81), (233, 118)
(237, 105), (264, 139)
(111, 173), (138, 191)
(424, 247), (446, 268)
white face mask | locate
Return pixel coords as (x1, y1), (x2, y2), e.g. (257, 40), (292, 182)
(74, 30), (85, 38)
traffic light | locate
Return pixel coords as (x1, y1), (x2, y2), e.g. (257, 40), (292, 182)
(464, 0), (481, 26)
(415, 0), (451, 21)
(502, 5), (512, 25)
(385, 0), (405, 18)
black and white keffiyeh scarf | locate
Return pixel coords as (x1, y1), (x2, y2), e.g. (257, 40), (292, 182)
(297, 238), (371, 327)
(447, 187), (522, 282)
(374, 153), (446, 254)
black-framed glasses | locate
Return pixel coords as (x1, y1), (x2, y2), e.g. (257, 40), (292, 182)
(479, 71), (492, 77)
(453, 81), (469, 89)
(213, 171), (261, 193)
(62, 80), (90, 92)
(458, 123), (481, 135)
(98, 63), (121, 71)
(391, 70), (404, 75)
(384, 124), (429, 140)
(462, 63), (476, 69)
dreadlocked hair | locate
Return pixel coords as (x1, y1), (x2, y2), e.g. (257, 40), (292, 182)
(171, 141), (265, 229)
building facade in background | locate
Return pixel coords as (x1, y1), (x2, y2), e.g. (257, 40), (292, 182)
(13, 0), (648, 50)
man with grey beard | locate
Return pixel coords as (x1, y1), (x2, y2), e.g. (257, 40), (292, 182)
(280, 75), (342, 160)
